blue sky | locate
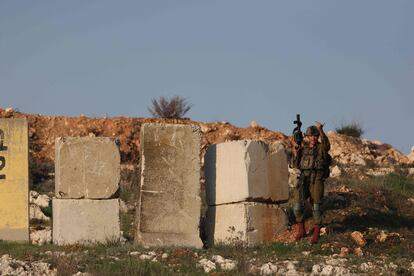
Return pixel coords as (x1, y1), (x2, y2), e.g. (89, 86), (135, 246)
(1, 1), (413, 153)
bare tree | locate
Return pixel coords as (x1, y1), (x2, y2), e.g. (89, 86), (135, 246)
(148, 96), (193, 119)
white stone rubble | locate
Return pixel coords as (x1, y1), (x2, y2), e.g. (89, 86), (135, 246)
(198, 259), (216, 273)
(0, 254), (56, 276)
(30, 228), (52, 245)
(260, 262), (278, 275)
(30, 204), (50, 221)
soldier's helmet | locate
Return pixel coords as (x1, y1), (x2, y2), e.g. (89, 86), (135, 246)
(305, 125), (320, 136)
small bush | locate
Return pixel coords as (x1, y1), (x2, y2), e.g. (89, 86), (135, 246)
(335, 121), (364, 138)
(148, 96), (192, 119)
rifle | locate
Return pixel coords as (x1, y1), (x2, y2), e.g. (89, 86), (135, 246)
(293, 114), (303, 149)
(292, 114), (304, 204)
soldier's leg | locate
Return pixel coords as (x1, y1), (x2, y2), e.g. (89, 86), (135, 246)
(310, 172), (324, 224)
(292, 185), (304, 223)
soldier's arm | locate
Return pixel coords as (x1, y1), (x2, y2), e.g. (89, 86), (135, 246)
(316, 121), (330, 153)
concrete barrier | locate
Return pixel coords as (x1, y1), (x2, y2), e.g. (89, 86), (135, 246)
(205, 141), (289, 205)
(0, 119), (29, 241)
(205, 202), (287, 246)
(52, 199), (120, 245)
(55, 137), (120, 199)
(135, 124), (202, 248)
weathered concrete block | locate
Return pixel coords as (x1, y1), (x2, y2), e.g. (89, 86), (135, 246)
(52, 199), (120, 245)
(0, 119), (29, 241)
(135, 124), (202, 248)
(55, 137), (120, 199)
(205, 141), (289, 205)
(205, 202), (287, 246)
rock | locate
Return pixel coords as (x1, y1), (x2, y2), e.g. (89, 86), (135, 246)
(0, 119), (29, 242)
(139, 254), (153, 261)
(34, 194), (51, 208)
(408, 168), (414, 176)
(129, 251), (140, 256)
(5, 107), (14, 113)
(161, 253), (168, 259)
(206, 202), (287, 246)
(211, 255), (237, 271)
(205, 141), (289, 205)
(350, 154), (367, 166)
(29, 191), (39, 202)
(30, 204), (50, 221)
(135, 124), (202, 248)
(354, 247), (363, 256)
(320, 264), (334, 275)
(312, 264), (322, 274)
(340, 247), (350, 257)
(360, 262), (370, 272)
(285, 261), (295, 271)
(260, 262), (278, 275)
(199, 123), (211, 133)
(198, 259), (216, 273)
(55, 137), (120, 199)
(366, 167), (395, 176)
(376, 231), (388, 243)
(351, 231), (366, 247)
(0, 255), (56, 276)
(31, 229), (52, 245)
(250, 121), (258, 128)
(288, 167), (301, 188)
(330, 165), (342, 178)
(408, 198), (414, 204)
(52, 199), (120, 245)
(338, 186), (351, 193)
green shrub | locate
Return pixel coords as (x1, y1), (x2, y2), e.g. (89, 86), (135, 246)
(148, 96), (192, 119)
(335, 121), (364, 138)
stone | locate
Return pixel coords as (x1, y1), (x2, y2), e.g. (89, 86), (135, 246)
(31, 229), (52, 245)
(30, 191), (51, 208)
(30, 204), (50, 221)
(205, 202), (287, 246)
(0, 119), (29, 241)
(330, 165), (342, 178)
(351, 231), (366, 247)
(260, 262), (278, 275)
(135, 124), (202, 248)
(205, 141), (288, 205)
(52, 199), (120, 245)
(198, 259), (216, 273)
(55, 137), (120, 199)
(212, 255), (237, 271)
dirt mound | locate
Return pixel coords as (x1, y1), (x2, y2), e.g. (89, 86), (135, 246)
(0, 108), (288, 180)
(1, 108), (411, 184)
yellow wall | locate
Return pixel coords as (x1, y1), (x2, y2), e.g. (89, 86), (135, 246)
(0, 119), (29, 241)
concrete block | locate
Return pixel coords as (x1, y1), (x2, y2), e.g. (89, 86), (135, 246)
(52, 199), (120, 245)
(0, 119), (29, 241)
(135, 124), (202, 248)
(205, 202), (287, 246)
(205, 141), (289, 205)
(55, 137), (120, 199)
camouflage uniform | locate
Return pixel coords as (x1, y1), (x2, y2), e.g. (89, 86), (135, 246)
(292, 127), (330, 225)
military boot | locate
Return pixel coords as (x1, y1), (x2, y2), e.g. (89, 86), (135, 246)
(294, 223), (305, 241)
(310, 225), (321, 244)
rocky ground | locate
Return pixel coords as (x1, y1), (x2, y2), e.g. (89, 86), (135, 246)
(1, 108), (414, 275)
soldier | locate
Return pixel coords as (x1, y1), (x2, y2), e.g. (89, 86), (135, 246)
(292, 121), (330, 244)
